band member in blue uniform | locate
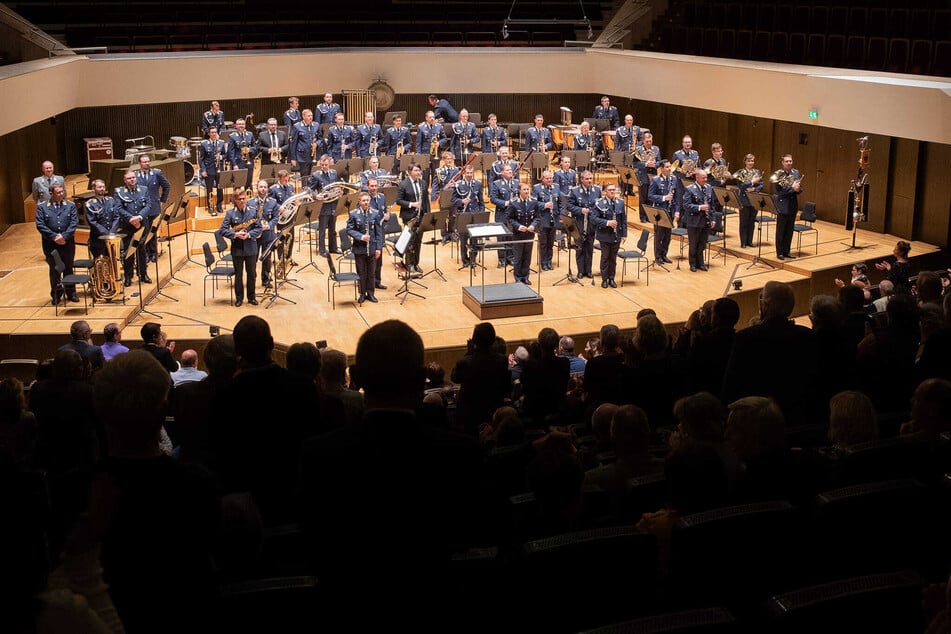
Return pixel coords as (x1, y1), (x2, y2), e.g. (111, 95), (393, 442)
(592, 183), (626, 288)
(703, 143), (729, 187)
(592, 96), (620, 129)
(681, 169), (720, 272)
(383, 114), (412, 159)
(490, 146), (519, 184)
(36, 184), (79, 304)
(135, 154), (171, 263)
(773, 153), (802, 260)
(432, 152), (461, 243)
(356, 111), (382, 159)
(85, 179), (120, 259)
(451, 164), (484, 268)
(220, 188), (262, 306)
(428, 94), (458, 123)
(553, 155), (578, 195)
(360, 156), (389, 192)
(672, 135), (700, 179)
(316, 93), (342, 126)
(248, 180), (280, 288)
(32, 161), (65, 205)
(115, 171), (152, 286)
(573, 121), (602, 156)
(509, 182), (540, 285)
(524, 114), (552, 153)
(615, 114), (642, 153)
(567, 171), (601, 279)
(735, 154), (763, 249)
(290, 109), (321, 178)
(327, 112), (356, 161)
(450, 109), (478, 163)
(647, 160), (679, 264)
(489, 165), (520, 268)
(201, 100), (224, 137)
(366, 178), (390, 290)
(257, 118), (288, 166)
(347, 192), (384, 304)
(268, 170), (295, 204)
(283, 97), (301, 128)
(227, 118), (257, 192)
(532, 170), (560, 272)
(199, 127), (225, 215)
(481, 113), (507, 153)
(309, 155), (340, 256)
(633, 131), (662, 223)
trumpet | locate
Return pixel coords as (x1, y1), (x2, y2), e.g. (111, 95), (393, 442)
(311, 135), (318, 161)
(215, 147), (222, 170)
(396, 139), (404, 160)
(269, 145), (282, 162)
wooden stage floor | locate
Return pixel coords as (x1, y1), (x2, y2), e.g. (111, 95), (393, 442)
(2, 190), (942, 358)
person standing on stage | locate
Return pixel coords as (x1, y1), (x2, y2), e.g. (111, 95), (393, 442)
(269, 170), (295, 204)
(703, 142), (730, 187)
(451, 164), (484, 269)
(481, 113), (507, 153)
(525, 114), (552, 154)
(592, 96), (620, 130)
(450, 109), (478, 163)
(533, 169), (560, 271)
(257, 117), (288, 166)
(489, 164), (520, 268)
(735, 154), (762, 249)
(648, 159), (679, 265)
(681, 169), (719, 272)
(567, 171), (601, 280)
(773, 153), (802, 260)
(135, 154), (171, 264)
(228, 117), (258, 192)
(433, 151), (460, 244)
(360, 156), (389, 192)
(284, 97), (301, 128)
(615, 114), (642, 153)
(367, 178), (390, 291)
(633, 131), (661, 222)
(32, 160), (65, 205)
(592, 183), (626, 288)
(309, 155), (340, 256)
(36, 184), (79, 304)
(573, 121), (601, 156)
(428, 94), (458, 123)
(220, 188), (261, 307)
(672, 135), (700, 179)
(553, 155), (578, 195)
(199, 127), (225, 216)
(316, 92), (341, 126)
(327, 112), (356, 162)
(383, 114), (412, 161)
(115, 171), (152, 286)
(248, 180), (280, 288)
(397, 163), (429, 274)
(347, 193), (383, 304)
(356, 111), (383, 159)
(201, 100), (224, 137)
(509, 182), (540, 285)
(415, 109), (446, 180)
(290, 109), (321, 178)
(85, 179), (120, 259)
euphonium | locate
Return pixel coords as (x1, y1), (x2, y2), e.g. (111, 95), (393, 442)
(91, 233), (123, 300)
(319, 180), (361, 203)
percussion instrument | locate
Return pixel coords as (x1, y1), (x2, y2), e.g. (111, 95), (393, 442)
(183, 161), (196, 185)
(564, 130), (580, 150)
(169, 136), (189, 159)
(601, 130), (616, 152)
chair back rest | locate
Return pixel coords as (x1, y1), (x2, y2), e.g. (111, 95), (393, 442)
(384, 213), (401, 235)
(202, 242), (215, 269)
(50, 249), (65, 274)
(214, 228), (229, 254)
(325, 253), (338, 279)
(636, 228), (650, 252)
(338, 228), (353, 252)
(801, 201), (817, 222)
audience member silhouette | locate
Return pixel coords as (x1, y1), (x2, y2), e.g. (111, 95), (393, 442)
(726, 395), (799, 503)
(319, 348), (364, 427)
(452, 322), (511, 434)
(856, 293), (921, 415)
(0, 377), (37, 468)
(100, 322), (129, 361)
(583, 323), (627, 412)
(139, 322), (178, 374)
(57, 320), (105, 373)
(519, 327), (570, 427)
(686, 297), (739, 396)
(809, 294), (858, 401)
(628, 313), (682, 430)
(827, 390), (879, 449)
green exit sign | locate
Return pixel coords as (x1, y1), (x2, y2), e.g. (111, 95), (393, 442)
(808, 110), (819, 119)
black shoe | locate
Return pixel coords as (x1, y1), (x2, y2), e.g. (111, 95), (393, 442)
(699, 265), (709, 272)
(690, 266), (698, 272)
(375, 283), (387, 290)
(68, 294), (80, 303)
(358, 294), (365, 304)
(124, 277), (132, 287)
(248, 299), (259, 306)
(777, 255), (785, 260)
(785, 253), (797, 259)
(367, 295), (378, 303)
(663, 257), (673, 264)
(140, 275), (153, 284)
(319, 250), (329, 257)
(235, 299), (243, 307)
(523, 278), (531, 286)
(601, 280), (609, 288)
(497, 262), (505, 269)
(51, 296), (60, 306)
(609, 279), (617, 288)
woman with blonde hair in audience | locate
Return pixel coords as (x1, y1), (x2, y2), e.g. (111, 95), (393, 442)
(828, 390), (879, 450)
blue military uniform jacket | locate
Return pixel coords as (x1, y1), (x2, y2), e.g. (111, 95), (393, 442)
(316, 102), (341, 126)
(135, 168), (171, 219)
(248, 194), (280, 243)
(592, 105), (620, 129)
(199, 139), (225, 175)
(567, 184), (603, 236)
(532, 183), (561, 229)
(648, 174), (680, 217)
(489, 159), (519, 183)
(201, 110), (224, 134)
(269, 182), (296, 205)
(615, 125), (642, 152)
(228, 130), (257, 170)
(509, 197), (541, 233)
(220, 204), (263, 256)
(360, 168), (390, 192)
(634, 145), (663, 186)
(524, 126), (552, 152)
(346, 207), (384, 255)
(290, 122), (322, 163)
(283, 108), (301, 128)
(36, 199), (78, 245)
(481, 126), (508, 151)
(736, 169), (763, 207)
(356, 123), (383, 158)
(489, 178), (520, 219)
(682, 182), (721, 228)
(432, 166), (460, 202)
(573, 132), (602, 155)
(383, 126), (412, 156)
(85, 197), (120, 240)
(553, 168), (578, 195)
(591, 196), (626, 244)
(451, 179), (484, 214)
(415, 122), (447, 154)
(433, 99), (458, 123)
(309, 169), (339, 216)
(327, 124), (356, 161)
(114, 185), (149, 227)
(450, 122), (478, 159)
(773, 170), (802, 216)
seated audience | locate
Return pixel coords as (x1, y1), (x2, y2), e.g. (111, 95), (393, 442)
(170, 348), (207, 386)
(584, 404), (663, 507)
(58, 320), (105, 374)
(0, 377), (37, 468)
(319, 348), (364, 427)
(452, 322), (511, 434)
(100, 322), (129, 361)
(828, 390), (879, 449)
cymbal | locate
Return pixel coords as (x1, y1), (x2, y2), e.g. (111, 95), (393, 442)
(130, 144), (153, 151)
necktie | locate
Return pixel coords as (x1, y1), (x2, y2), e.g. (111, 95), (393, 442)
(47, 177), (51, 187)
(272, 133), (277, 147)
(413, 181), (420, 201)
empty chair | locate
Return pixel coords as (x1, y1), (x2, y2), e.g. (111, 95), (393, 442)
(909, 8), (933, 40)
(888, 8), (909, 39)
(0, 359), (39, 385)
(734, 29), (753, 60)
(751, 31), (770, 61)
(324, 253), (360, 310)
(825, 34), (846, 67)
(717, 28), (735, 59)
(793, 201), (818, 255)
(769, 32), (788, 63)
(865, 37), (887, 71)
(787, 32), (807, 65)
(935, 41), (951, 77)
(579, 607), (739, 634)
(217, 576), (320, 632)
(202, 242), (234, 305)
(833, 436), (933, 485)
(335, 228), (356, 272)
(811, 6), (829, 34)
(849, 7), (867, 36)
(701, 28), (719, 57)
(756, 5), (774, 32)
(867, 8), (888, 38)
(933, 11), (950, 43)
(887, 38), (910, 73)
(828, 7), (849, 36)
(51, 249), (92, 315)
(909, 39), (932, 75)
(618, 229), (650, 287)
(805, 33), (825, 66)
(845, 35), (866, 69)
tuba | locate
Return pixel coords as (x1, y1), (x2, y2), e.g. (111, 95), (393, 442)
(91, 233), (123, 300)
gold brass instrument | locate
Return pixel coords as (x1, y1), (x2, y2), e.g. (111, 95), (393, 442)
(429, 130), (440, 158)
(732, 168), (762, 184)
(374, 174), (401, 186)
(274, 188), (315, 231)
(709, 163), (731, 181)
(91, 233), (123, 301)
(240, 143), (250, 163)
(230, 215), (259, 232)
(269, 145), (282, 163)
(677, 159), (697, 176)
(396, 139), (404, 160)
(311, 132), (318, 161)
(769, 170), (804, 188)
(490, 127), (499, 151)
(319, 181), (362, 203)
(633, 145), (656, 162)
(369, 134), (378, 157)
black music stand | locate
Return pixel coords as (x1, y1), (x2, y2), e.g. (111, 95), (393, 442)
(399, 153), (429, 178)
(642, 204), (672, 273)
(744, 191), (777, 270)
(261, 208), (302, 308)
(525, 152), (549, 183)
(295, 200), (324, 274)
(616, 166), (638, 212)
(146, 202), (184, 304)
(181, 193), (208, 267)
(456, 211), (490, 275)
(552, 213), (583, 286)
(561, 150), (591, 172)
(218, 169), (249, 202)
(480, 152), (499, 177)
(336, 191), (360, 218)
(260, 163), (292, 182)
(419, 210), (449, 281)
(712, 186), (739, 260)
(392, 226), (427, 304)
(609, 151), (632, 168)
(125, 225), (161, 320)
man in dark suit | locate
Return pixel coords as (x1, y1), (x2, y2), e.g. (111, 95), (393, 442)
(256, 117), (288, 166)
(135, 154), (171, 263)
(58, 320), (105, 372)
(721, 281), (820, 425)
(396, 163), (429, 274)
(681, 169), (720, 272)
(773, 153), (803, 260)
(139, 321), (178, 373)
(299, 319), (481, 629)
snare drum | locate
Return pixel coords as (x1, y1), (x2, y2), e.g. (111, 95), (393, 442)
(169, 136), (189, 159)
(183, 161), (196, 185)
(601, 130), (616, 152)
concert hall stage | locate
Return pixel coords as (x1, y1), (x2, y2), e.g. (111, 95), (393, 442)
(1, 189), (943, 363)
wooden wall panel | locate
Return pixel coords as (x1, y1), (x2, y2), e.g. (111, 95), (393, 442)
(916, 143), (951, 247)
(887, 137), (920, 239)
